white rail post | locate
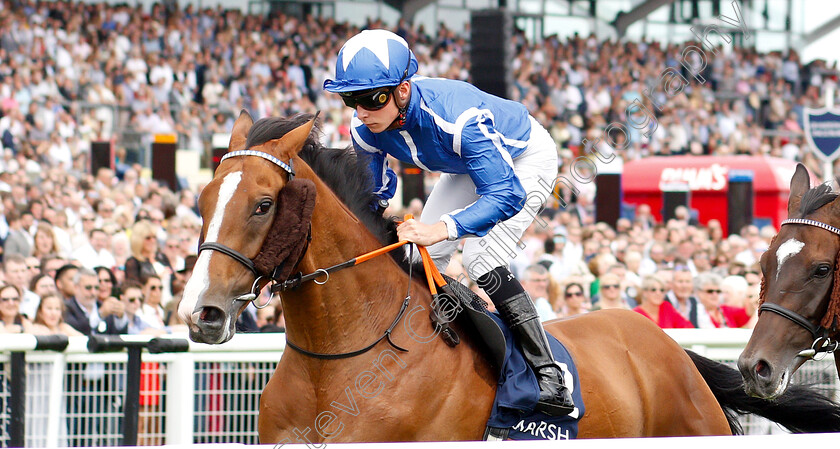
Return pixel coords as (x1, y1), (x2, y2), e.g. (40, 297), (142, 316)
(166, 352), (196, 444)
(46, 353), (65, 448)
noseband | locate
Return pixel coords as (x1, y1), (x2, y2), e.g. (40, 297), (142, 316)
(761, 218), (840, 358)
(197, 149), (312, 307)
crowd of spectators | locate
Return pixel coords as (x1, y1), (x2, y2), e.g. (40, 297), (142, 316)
(0, 0), (838, 341)
(445, 210), (771, 330)
(1, 0), (839, 445)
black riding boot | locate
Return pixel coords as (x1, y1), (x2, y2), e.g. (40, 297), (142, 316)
(476, 267), (574, 417)
(496, 292), (575, 416)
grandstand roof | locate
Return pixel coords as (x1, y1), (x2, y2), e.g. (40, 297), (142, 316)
(296, 0), (838, 58)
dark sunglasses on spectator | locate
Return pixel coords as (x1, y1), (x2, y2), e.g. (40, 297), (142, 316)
(0, 295), (20, 302)
(339, 85), (397, 110)
(148, 285), (163, 291)
(565, 291), (583, 297)
(602, 284), (620, 289)
(126, 296), (142, 303)
(703, 289), (722, 294)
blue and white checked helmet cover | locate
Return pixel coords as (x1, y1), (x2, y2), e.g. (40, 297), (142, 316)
(323, 29), (418, 93)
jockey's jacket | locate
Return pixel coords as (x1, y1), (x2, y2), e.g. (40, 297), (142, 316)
(350, 77), (534, 240)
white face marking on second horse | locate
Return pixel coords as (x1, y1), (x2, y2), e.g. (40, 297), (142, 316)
(179, 171), (243, 327)
(776, 238), (805, 281)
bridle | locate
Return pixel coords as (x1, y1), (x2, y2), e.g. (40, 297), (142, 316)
(196, 148), (420, 359)
(197, 149), (308, 307)
(761, 218), (840, 359)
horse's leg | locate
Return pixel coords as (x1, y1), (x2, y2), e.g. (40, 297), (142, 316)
(258, 358), (318, 444)
(545, 310), (731, 437)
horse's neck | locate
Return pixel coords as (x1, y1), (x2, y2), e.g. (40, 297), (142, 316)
(280, 167), (415, 354)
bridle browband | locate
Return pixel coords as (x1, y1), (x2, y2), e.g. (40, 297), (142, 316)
(761, 218), (840, 359)
(221, 150), (295, 180)
(781, 218), (840, 237)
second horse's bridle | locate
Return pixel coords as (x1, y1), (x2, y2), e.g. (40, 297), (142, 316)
(761, 218), (840, 359)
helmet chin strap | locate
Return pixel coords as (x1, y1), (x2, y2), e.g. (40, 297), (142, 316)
(385, 83), (410, 131)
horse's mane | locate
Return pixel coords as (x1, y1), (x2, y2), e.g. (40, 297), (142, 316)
(799, 180), (840, 217)
(246, 113), (417, 275)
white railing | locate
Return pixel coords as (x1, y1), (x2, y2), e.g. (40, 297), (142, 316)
(0, 330), (836, 447)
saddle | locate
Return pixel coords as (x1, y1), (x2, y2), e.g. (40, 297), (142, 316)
(429, 277), (585, 441)
(431, 275), (506, 370)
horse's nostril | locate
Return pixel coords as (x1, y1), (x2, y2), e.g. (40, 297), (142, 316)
(755, 359), (771, 379)
(199, 306), (223, 323)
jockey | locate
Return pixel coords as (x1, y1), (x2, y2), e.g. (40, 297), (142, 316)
(324, 29), (573, 416)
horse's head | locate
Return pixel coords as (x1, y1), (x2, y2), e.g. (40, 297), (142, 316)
(178, 111), (318, 344)
(738, 163), (840, 399)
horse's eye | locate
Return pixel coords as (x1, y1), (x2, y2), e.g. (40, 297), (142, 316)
(255, 200), (273, 216)
(814, 264), (832, 278)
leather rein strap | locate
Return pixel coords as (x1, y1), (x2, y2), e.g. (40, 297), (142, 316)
(761, 218), (840, 358)
(280, 214), (446, 360)
(271, 240), (410, 292)
(283, 241), (416, 360)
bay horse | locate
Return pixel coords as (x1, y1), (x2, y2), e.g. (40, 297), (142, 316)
(179, 112), (840, 441)
(739, 163), (840, 399)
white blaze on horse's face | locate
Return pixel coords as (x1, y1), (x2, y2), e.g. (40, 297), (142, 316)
(776, 238), (805, 281)
(179, 171), (243, 332)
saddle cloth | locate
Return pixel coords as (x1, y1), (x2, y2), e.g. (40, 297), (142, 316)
(484, 311), (585, 440)
(438, 277), (585, 441)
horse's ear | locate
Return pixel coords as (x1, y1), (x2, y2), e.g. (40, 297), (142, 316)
(788, 163), (810, 217)
(229, 110), (253, 152)
(266, 114), (318, 159)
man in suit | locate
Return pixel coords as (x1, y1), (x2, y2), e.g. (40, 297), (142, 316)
(3, 209), (32, 258)
(63, 268), (127, 446)
(666, 266), (714, 329)
(64, 268), (127, 335)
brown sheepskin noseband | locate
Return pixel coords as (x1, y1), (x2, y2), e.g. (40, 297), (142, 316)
(252, 178), (317, 281)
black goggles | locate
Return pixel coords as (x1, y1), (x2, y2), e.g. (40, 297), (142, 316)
(339, 85), (397, 110)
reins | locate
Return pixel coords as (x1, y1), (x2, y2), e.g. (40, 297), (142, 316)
(271, 216), (448, 294)
(761, 218), (840, 359)
(283, 243), (416, 360)
(270, 239), (410, 292)
(259, 210), (449, 359)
